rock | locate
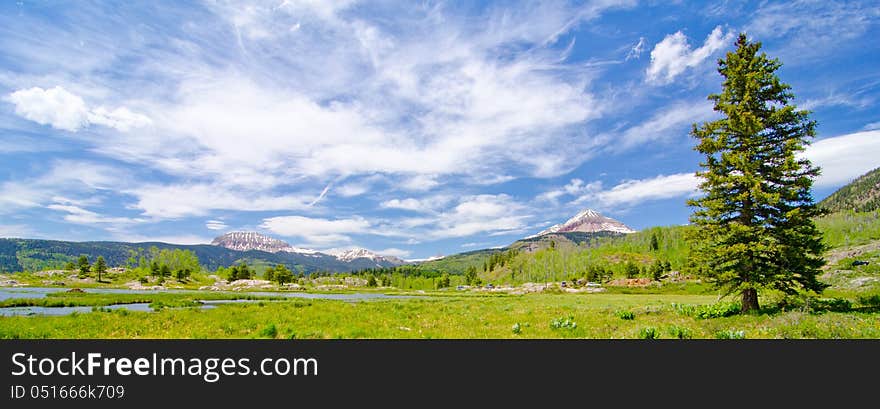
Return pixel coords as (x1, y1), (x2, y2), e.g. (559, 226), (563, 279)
(126, 281), (165, 290)
(66, 288), (86, 293)
(229, 279), (271, 287)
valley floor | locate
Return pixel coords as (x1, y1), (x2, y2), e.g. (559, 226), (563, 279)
(1, 291), (878, 339)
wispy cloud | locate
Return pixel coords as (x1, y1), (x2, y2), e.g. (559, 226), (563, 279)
(594, 173), (700, 206)
(745, 0), (879, 61)
(205, 220), (229, 231)
(625, 37), (646, 61)
(611, 99), (715, 150)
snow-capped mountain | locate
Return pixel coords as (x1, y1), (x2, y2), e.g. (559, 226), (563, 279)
(332, 248), (406, 264)
(210, 232), (320, 255)
(529, 209), (636, 238)
(211, 232), (292, 253)
(210, 232), (404, 265)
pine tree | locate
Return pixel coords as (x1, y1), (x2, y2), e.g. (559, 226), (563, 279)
(687, 34), (827, 313)
(264, 265), (276, 282)
(93, 256), (107, 283)
(77, 255), (90, 277)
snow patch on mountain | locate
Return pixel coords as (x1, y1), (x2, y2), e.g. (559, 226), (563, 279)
(527, 209), (636, 238)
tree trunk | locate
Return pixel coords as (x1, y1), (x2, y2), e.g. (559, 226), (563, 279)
(741, 288), (759, 313)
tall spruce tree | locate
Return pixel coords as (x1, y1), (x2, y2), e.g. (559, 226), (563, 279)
(93, 256), (107, 283)
(687, 34), (826, 313)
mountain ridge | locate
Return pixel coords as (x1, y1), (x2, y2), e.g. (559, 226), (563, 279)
(819, 166), (880, 213)
(210, 231), (403, 264)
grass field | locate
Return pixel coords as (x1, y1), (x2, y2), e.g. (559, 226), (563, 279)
(2, 291), (878, 339)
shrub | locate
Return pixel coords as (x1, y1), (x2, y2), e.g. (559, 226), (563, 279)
(777, 295), (853, 313)
(695, 302), (741, 318)
(638, 327), (659, 339)
(550, 316), (577, 330)
(616, 310), (635, 320)
(715, 329), (745, 339)
(813, 298), (852, 312)
(511, 323), (522, 335)
(858, 294), (880, 308)
(259, 324), (278, 338)
(667, 325), (693, 339)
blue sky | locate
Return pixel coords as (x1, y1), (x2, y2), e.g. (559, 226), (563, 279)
(1, 1), (878, 260)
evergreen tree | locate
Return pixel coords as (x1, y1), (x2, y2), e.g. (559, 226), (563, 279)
(237, 263), (252, 280)
(464, 266), (478, 286)
(93, 256), (107, 282)
(437, 273), (451, 289)
(273, 265), (293, 285)
(264, 265), (276, 282)
(687, 34), (826, 313)
(77, 255), (90, 276)
(159, 264), (171, 279)
(650, 233), (660, 251)
(624, 261), (639, 279)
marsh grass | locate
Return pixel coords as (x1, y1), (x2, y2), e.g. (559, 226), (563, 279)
(2, 292), (878, 339)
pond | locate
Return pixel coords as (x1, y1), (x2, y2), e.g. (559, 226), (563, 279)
(0, 287), (411, 316)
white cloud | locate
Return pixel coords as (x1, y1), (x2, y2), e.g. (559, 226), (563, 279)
(613, 99), (715, 149)
(399, 175), (441, 192)
(579, 130), (880, 207)
(646, 26), (733, 85)
(6, 86), (150, 131)
(36, 2), (614, 206)
(87, 106), (152, 131)
(0, 224), (35, 238)
(538, 178), (603, 203)
(108, 233), (212, 245)
(381, 198), (426, 212)
(6, 86), (89, 131)
(0, 161), (122, 213)
(802, 130), (880, 188)
(374, 247), (410, 258)
(126, 184), (313, 219)
(429, 194), (531, 239)
(335, 182), (370, 197)
(801, 92), (873, 111)
(205, 220), (229, 230)
(259, 215), (371, 244)
(380, 195), (453, 213)
(596, 173), (700, 206)
(46, 203), (145, 225)
(745, 0), (878, 60)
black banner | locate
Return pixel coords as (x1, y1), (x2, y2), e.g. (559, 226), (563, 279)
(1, 340), (876, 407)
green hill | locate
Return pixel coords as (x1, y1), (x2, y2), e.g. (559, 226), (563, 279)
(820, 166), (880, 213)
(0, 239), (396, 274)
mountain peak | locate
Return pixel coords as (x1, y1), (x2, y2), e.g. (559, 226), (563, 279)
(210, 232), (320, 255)
(530, 208), (635, 237)
(332, 248), (406, 264)
(211, 231), (291, 252)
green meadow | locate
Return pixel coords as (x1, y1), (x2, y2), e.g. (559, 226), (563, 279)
(1, 291), (879, 339)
